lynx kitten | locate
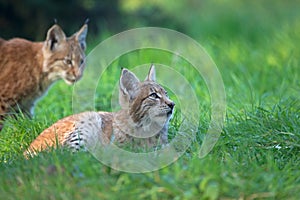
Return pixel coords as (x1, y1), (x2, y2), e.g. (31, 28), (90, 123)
(0, 23), (88, 130)
(25, 65), (175, 156)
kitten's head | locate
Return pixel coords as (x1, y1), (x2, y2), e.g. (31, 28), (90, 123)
(119, 65), (175, 136)
(42, 23), (88, 85)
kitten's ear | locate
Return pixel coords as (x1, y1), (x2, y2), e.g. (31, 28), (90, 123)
(44, 25), (66, 51)
(119, 68), (140, 104)
(145, 64), (156, 81)
(74, 24), (88, 51)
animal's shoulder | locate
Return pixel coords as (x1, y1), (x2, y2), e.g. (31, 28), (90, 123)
(4, 38), (33, 46)
(0, 38), (41, 56)
(0, 38), (5, 46)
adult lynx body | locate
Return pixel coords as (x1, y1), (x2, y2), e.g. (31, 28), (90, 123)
(25, 66), (175, 157)
(0, 23), (88, 130)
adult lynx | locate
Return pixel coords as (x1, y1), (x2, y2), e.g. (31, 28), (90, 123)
(0, 23), (88, 130)
(25, 65), (175, 156)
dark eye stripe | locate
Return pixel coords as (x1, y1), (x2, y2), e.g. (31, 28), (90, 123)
(149, 93), (160, 99)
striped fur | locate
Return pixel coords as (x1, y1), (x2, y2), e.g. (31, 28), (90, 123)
(24, 65), (174, 157)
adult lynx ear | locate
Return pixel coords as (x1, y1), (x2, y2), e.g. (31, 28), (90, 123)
(119, 68), (140, 107)
(74, 24), (88, 51)
(44, 24), (66, 51)
(145, 64), (156, 81)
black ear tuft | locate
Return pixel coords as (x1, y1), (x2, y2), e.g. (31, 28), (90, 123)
(84, 18), (90, 24)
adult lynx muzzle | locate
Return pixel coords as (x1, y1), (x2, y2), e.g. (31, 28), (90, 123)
(0, 23), (88, 131)
(25, 65), (175, 157)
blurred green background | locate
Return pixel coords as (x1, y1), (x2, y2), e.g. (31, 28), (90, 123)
(1, 0), (299, 42)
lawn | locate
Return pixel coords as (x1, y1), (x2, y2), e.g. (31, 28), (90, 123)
(1, 1), (300, 199)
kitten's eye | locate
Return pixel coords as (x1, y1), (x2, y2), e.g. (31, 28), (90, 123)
(149, 93), (160, 99)
(64, 58), (72, 65)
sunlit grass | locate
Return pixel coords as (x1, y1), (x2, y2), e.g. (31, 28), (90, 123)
(1, 1), (300, 199)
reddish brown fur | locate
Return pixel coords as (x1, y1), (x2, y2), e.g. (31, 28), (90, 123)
(0, 39), (44, 108)
(0, 24), (88, 130)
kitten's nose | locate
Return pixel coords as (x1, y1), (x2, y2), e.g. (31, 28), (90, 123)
(168, 102), (175, 110)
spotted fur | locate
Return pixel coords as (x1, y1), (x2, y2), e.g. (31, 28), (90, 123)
(0, 23), (88, 130)
(25, 65), (175, 157)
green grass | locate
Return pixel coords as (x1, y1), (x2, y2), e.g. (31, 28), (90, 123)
(1, 1), (300, 199)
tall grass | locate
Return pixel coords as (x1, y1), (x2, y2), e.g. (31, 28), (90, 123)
(1, 1), (300, 199)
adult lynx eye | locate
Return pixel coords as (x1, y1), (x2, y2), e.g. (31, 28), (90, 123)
(149, 93), (160, 99)
(64, 58), (72, 65)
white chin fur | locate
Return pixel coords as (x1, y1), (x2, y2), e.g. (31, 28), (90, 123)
(64, 79), (75, 85)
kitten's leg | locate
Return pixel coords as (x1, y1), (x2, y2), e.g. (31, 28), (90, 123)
(0, 116), (4, 131)
(18, 104), (34, 119)
(23, 111), (33, 119)
(0, 102), (6, 131)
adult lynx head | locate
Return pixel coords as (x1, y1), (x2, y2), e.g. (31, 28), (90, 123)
(119, 65), (175, 139)
(42, 23), (88, 85)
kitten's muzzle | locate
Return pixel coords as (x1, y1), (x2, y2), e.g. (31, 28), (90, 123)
(65, 73), (82, 84)
(167, 102), (175, 116)
(168, 102), (175, 110)
(64, 77), (78, 85)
